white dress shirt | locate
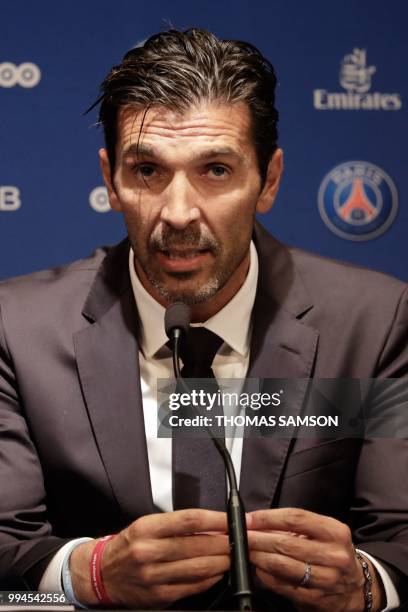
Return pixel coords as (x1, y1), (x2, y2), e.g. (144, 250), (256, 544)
(39, 242), (399, 610)
(132, 240), (258, 510)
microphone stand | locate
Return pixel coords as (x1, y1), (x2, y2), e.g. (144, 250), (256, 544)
(169, 330), (253, 612)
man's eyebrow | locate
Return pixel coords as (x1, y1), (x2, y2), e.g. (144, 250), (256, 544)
(194, 147), (243, 161)
(122, 144), (157, 159)
(121, 143), (243, 162)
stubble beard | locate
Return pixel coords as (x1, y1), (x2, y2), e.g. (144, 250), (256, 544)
(129, 223), (249, 306)
(148, 272), (222, 305)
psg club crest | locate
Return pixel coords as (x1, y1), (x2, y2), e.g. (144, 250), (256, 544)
(318, 161), (398, 241)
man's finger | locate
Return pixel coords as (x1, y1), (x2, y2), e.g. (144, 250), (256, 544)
(161, 574), (226, 604)
(247, 530), (352, 569)
(250, 551), (347, 591)
(255, 568), (323, 609)
(129, 534), (230, 563)
(129, 509), (228, 538)
(136, 555), (230, 585)
(247, 508), (351, 543)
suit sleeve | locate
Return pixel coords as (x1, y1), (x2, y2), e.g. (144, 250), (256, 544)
(350, 286), (408, 597)
(375, 286), (408, 377)
(0, 304), (70, 588)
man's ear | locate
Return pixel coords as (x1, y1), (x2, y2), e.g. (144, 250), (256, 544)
(99, 148), (122, 212)
(256, 148), (284, 214)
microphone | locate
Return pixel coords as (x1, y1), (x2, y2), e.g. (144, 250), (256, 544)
(165, 303), (253, 612)
(164, 302), (191, 340)
(164, 302), (191, 379)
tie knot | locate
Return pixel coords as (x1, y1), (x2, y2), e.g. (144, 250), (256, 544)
(179, 327), (223, 373)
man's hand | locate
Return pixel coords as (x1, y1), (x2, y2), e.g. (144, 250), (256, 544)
(247, 508), (385, 612)
(70, 509), (229, 609)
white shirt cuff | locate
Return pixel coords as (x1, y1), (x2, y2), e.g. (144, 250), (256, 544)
(38, 538), (94, 593)
(356, 549), (400, 611)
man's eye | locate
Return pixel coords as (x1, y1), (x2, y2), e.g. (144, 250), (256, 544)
(135, 164), (156, 177)
(209, 165), (228, 178)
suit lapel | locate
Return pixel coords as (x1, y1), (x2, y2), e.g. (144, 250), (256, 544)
(73, 240), (155, 520)
(239, 224), (319, 511)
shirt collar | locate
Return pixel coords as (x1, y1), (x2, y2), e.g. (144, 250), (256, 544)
(129, 241), (259, 358)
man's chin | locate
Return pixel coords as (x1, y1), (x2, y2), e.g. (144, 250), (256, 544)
(149, 276), (221, 306)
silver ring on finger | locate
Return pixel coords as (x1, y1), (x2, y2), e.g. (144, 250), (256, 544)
(299, 561), (312, 587)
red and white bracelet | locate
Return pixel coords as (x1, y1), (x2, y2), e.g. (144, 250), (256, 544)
(90, 535), (115, 605)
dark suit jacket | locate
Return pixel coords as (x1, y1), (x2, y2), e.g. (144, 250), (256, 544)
(0, 223), (407, 608)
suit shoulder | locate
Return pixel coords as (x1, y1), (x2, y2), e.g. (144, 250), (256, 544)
(0, 243), (124, 328)
(289, 247), (407, 304)
(0, 245), (111, 296)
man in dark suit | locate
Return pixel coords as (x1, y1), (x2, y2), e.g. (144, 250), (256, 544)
(0, 28), (407, 611)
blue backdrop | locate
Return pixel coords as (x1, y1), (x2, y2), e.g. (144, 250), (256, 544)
(1, 0), (407, 280)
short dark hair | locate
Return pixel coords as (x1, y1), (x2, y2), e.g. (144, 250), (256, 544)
(96, 28), (279, 183)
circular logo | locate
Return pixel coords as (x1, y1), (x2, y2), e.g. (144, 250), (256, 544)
(318, 161), (398, 241)
(18, 62), (41, 88)
(0, 62), (41, 88)
(89, 186), (111, 213)
(0, 62), (19, 88)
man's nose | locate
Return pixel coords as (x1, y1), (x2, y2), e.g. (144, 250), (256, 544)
(160, 174), (200, 230)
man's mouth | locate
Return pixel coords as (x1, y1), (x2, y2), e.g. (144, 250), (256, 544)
(161, 248), (209, 260)
(155, 248), (212, 272)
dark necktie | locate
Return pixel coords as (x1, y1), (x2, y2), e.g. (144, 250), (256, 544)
(172, 327), (227, 511)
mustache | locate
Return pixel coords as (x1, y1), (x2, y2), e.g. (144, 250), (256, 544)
(149, 225), (220, 252)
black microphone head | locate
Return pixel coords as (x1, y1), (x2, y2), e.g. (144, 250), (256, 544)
(164, 302), (191, 339)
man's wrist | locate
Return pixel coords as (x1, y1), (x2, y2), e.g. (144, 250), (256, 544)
(358, 553), (386, 612)
(357, 550), (401, 612)
(69, 540), (100, 606)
